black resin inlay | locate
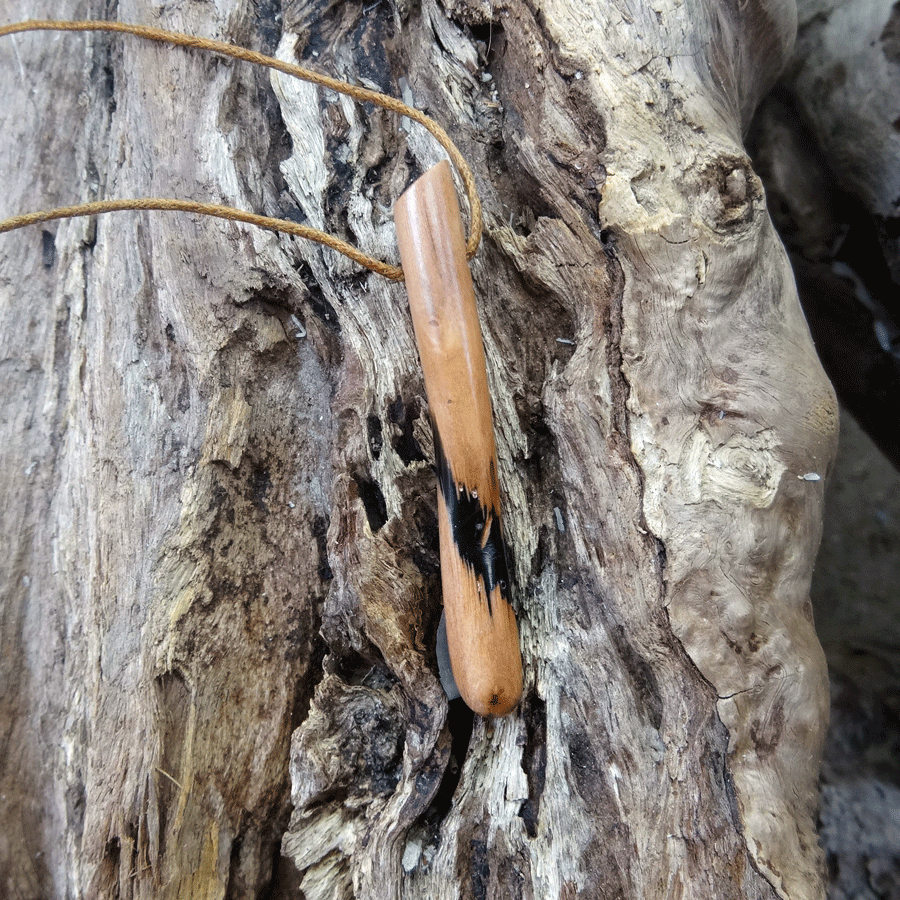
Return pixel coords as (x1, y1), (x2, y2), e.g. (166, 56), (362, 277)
(432, 422), (512, 616)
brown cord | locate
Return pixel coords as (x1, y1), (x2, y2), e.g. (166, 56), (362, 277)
(0, 199), (407, 280)
(0, 19), (484, 281)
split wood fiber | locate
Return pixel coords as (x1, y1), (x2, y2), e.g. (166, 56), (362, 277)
(394, 161), (523, 717)
(0, 19), (484, 280)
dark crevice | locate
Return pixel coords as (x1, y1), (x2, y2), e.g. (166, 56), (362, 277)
(880, 1), (900, 65)
(387, 395), (426, 465)
(518, 691), (547, 838)
(516, 397), (566, 580)
(367, 413), (384, 460)
(228, 833), (245, 896)
(517, 398), (555, 483)
(403, 147), (424, 186)
(655, 536), (667, 571)
(419, 698), (474, 834)
(567, 727), (604, 797)
(311, 514), (333, 582)
(348, 8), (394, 90)
(604, 256), (631, 436)
(288, 628), (327, 731)
(325, 136), (354, 233)
(103, 836), (121, 879)
(262, 852), (305, 900)
(469, 20), (505, 69)
(249, 464), (272, 511)
(351, 470), (388, 532)
(299, 784), (351, 816)
(294, 261), (341, 334)
(332, 645), (395, 690)
(362, 148), (395, 211)
(333, 269), (371, 295)
(409, 493), (441, 579)
(87, 30), (116, 111)
(263, 78), (294, 191)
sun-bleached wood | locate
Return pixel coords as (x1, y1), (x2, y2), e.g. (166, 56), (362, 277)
(0, 0), (837, 897)
(394, 160), (522, 717)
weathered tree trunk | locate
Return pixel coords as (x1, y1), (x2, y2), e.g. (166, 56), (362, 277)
(749, 0), (900, 470)
(786, 0), (900, 282)
(0, 0), (837, 898)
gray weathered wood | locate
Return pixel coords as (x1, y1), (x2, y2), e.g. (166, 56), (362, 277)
(0, 0), (836, 897)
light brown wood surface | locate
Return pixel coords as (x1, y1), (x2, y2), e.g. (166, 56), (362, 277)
(394, 160), (522, 717)
(395, 162), (498, 501)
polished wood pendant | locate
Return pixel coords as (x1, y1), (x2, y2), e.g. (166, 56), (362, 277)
(395, 161), (523, 717)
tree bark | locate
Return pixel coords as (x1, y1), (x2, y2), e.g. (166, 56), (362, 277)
(786, 0), (900, 282)
(0, 0), (837, 898)
(748, 0), (900, 470)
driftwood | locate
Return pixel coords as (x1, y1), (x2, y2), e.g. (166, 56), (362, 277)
(0, 0), (837, 898)
(787, 0), (900, 270)
(749, 0), (900, 470)
(747, 2), (900, 895)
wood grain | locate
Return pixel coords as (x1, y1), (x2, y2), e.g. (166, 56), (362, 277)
(0, 0), (840, 895)
(394, 161), (522, 716)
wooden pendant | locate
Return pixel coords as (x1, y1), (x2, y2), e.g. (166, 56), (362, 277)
(394, 161), (523, 717)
